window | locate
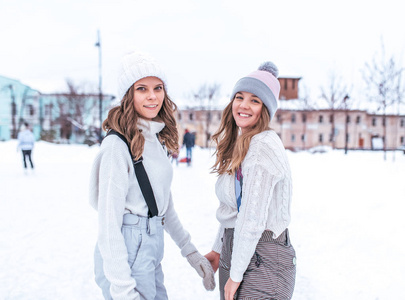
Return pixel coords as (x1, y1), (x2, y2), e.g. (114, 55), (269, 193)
(277, 114), (281, 123)
(291, 114), (296, 123)
(178, 112), (182, 120)
(60, 103), (67, 114)
(218, 112), (221, 120)
(301, 134), (306, 141)
(319, 134), (323, 142)
(45, 104), (51, 116)
(372, 117), (377, 126)
(400, 136), (404, 144)
(319, 115), (323, 123)
(401, 119), (404, 127)
(382, 117), (386, 127)
(284, 79), (288, 90)
(346, 115), (350, 124)
(302, 114), (306, 123)
(346, 133), (350, 143)
(329, 114), (334, 123)
(26, 104), (34, 116)
(291, 134), (295, 142)
(356, 116), (361, 124)
(189, 113), (193, 121)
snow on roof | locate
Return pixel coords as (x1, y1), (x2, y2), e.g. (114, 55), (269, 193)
(278, 98), (405, 115)
(178, 95), (405, 116)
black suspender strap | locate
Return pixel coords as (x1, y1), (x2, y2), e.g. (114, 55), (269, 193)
(104, 130), (159, 218)
(133, 159), (159, 218)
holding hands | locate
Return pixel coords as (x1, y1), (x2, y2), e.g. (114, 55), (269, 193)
(204, 251), (220, 272)
(205, 251), (240, 300)
(186, 251), (216, 291)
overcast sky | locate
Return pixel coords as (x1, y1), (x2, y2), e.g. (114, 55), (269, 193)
(1, 0), (404, 107)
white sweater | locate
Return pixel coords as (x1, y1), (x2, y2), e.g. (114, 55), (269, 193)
(17, 129), (35, 150)
(212, 130), (292, 282)
(89, 119), (197, 299)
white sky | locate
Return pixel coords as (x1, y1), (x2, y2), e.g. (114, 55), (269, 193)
(1, 0), (405, 107)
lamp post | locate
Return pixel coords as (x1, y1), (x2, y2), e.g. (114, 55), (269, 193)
(95, 29), (103, 142)
(344, 94), (350, 154)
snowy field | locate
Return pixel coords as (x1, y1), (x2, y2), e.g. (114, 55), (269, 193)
(1, 140), (404, 300)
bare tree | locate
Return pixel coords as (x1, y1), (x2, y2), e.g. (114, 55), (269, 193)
(362, 40), (404, 160)
(55, 79), (92, 142)
(191, 84), (207, 109)
(392, 70), (405, 161)
(190, 83), (221, 147)
(320, 72), (349, 149)
(205, 83), (221, 147)
(3, 85), (18, 138)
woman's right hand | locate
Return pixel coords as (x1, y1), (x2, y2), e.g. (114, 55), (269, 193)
(204, 251), (220, 273)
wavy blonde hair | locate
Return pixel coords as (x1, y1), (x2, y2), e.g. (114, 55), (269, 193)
(211, 99), (271, 175)
(102, 84), (179, 160)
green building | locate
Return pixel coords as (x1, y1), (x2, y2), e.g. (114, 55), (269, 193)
(0, 75), (115, 143)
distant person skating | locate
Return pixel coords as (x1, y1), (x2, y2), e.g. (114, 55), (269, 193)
(17, 122), (35, 171)
(182, 129), (195, 165)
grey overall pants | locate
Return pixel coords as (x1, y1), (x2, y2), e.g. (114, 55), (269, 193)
(94, 214), (167, 300)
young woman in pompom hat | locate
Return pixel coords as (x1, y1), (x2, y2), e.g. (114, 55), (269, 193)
(89, 50), (215, 299)
(205, 62), (296, 299)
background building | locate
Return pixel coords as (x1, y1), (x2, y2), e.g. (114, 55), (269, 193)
(0, 75), (114, 143)
(0, 75), (41, 140)
(178, 77), (405, 151)
(2, 74), (404, 150)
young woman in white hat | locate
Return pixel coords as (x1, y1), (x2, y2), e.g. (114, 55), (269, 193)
(89, 51), (215, 299)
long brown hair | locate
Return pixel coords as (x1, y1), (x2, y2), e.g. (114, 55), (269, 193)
(102, 84), (179, 160)
(211, 99), (271, 175)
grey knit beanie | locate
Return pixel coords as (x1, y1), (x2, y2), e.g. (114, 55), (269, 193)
(231, 62), (281, 121)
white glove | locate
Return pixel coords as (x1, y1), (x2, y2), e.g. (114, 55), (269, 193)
(186, 251), (216, 291)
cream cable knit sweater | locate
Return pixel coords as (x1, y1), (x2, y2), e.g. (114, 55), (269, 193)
(89, 119), (197, 299)
(212, 130), (292, 282)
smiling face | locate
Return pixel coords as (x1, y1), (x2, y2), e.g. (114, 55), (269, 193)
(232, 91), (263, 133)
(133, 76), (165, 120)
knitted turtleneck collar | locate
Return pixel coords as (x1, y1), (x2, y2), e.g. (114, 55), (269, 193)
(138, 118), (165, 141)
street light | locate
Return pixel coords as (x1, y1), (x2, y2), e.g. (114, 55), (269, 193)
(344, 94), (350, 155)
(95, 29), (103, 142)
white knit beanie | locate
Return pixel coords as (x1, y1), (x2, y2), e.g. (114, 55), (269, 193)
(117, 51), (167, 100)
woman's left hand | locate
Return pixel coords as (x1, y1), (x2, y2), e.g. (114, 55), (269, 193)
(224, 278), (240, 300)
(204, 251), (220, 272)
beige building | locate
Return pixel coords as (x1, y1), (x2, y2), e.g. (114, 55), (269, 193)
(177, 78), (405, 150)
(177, 107), (405, 150)
(271, 109), (405, 150)
(177, 109), (223, 148)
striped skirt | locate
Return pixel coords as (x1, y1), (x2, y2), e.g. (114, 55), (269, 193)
(219, 228), (296, 300)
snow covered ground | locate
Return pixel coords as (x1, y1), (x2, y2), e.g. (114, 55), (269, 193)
(1, 140), (404, 300)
